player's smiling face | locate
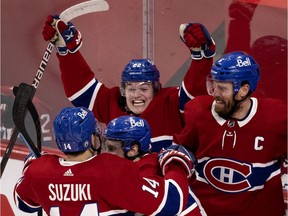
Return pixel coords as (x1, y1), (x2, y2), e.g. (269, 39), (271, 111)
(212, 81), (235, 117)
(125, 82), (154, 115)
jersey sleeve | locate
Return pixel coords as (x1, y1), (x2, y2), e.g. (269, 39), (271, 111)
(224, 0), (257, 54)
(179, 58), (213, 113)
(14, 169), (41, 213)
(58, 52), (95, 98)
(57, 51), (118, 123)
(98, 154), (191, 215)
(182, 187), (207, 216)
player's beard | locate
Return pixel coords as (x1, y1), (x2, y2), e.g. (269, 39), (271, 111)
(214, 96), (240, 119)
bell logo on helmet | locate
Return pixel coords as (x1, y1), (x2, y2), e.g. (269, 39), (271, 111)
(130, 118), (145, 128)
(77, 108), (88, 119)
(236, 57), (251, 67)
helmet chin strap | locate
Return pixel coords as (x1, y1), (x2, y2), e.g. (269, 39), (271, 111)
(90, 135), (102, 155)
(90, 145), (101, 155)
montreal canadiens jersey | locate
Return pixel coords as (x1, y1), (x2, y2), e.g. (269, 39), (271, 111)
(135, 153), (207, 216)
(14, 153), (191, 216)
(57, 52), (212, 152)
(174, 96), (287, 216)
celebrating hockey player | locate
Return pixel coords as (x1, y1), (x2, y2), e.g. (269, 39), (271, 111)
(102, 115), (207, 215)
(173, 51), (287, 216)
(42, 15), (215, 152)
(14, 106), (199, 215)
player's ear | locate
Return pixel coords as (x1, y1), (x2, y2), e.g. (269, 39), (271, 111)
(91, 134), (100, 150)
(238, 83), (250, 99)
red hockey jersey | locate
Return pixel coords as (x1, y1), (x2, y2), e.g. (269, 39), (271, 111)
(174, 96), (287, 216)
(57, 52), (212, 152)
(14, 153), (191, 216)
(135, 153), (207, 216)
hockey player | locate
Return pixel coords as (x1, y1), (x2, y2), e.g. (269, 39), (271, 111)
(14, 107), (197, 216)
(100, 114), (206, 215)
(42, 16), (215, 152)
(173, 52), (287, 216)
(102, 115), (207, 215)
(225, 0), (287, 103)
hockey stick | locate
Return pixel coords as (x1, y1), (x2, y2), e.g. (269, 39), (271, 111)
(9, 83), (44, 216)
(12, 84), (42, 158)
(0, 0), (109, 178)
(32, 0), (110, 89)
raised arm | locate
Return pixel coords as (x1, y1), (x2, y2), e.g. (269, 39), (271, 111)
(178, 23), (215, 113)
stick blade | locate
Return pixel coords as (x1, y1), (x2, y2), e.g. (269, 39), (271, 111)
(60, 0), (109, 22)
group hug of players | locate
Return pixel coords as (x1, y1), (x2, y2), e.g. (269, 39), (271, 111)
(14, 9), (287, 216)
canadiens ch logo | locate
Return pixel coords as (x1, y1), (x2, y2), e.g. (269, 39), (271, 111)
(203, 158), (252, 193)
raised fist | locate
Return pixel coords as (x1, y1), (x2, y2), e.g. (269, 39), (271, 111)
(42, 15), (82, 56)
(229, 0), (260, 21)
(158, 144), (196, 178)
(179, 22), (216, 60)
